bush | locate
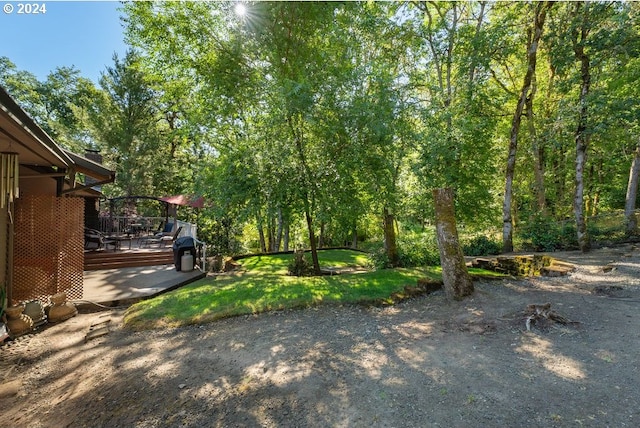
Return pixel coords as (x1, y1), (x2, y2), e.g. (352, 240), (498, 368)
(463, 235), (502, 256)
(366, 246), (392, 269)
(397, 234), (441, 267)
(518, 215), (579, 252)
(365, 232), (440, 269)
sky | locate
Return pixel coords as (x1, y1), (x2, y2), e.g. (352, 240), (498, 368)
(0, 1), (128, 83)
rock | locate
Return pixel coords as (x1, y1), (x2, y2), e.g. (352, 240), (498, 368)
(0, 379), (21, 398)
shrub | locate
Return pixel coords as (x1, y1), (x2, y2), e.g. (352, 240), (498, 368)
(396, 231), (440, 268)
(517, 215), (581, 252)
(365, 232), (440, 269)
(366, 246), (392, 269)
(463, 235), (502, 256)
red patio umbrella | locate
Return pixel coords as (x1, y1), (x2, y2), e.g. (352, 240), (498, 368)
(159, 195), (205, 208)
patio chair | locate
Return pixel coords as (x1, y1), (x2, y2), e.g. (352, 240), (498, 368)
(159, 222), (174, 236)
(84, 228), (102, 249)
(149, 220), (165, 236)
(85, 228), (117, 251)
(140, 226), (183, 248)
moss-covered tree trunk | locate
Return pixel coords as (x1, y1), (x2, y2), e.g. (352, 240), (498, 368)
(503, 1), (551, 253)
(256, 212), (267, 253)
(433, 188), (474, 300)
(572, 2), (592, 253)
(383, 207), (400, 267)
(625, 138), (640, 236)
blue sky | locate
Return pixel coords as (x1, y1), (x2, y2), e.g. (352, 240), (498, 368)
(0, 1), (128, 83)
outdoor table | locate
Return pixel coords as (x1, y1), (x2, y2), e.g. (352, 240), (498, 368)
(106, 235), (132, 251)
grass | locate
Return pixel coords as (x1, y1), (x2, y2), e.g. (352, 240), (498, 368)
(123, 249), (502, 330)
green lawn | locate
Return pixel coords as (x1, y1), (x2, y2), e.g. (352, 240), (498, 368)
(123, 249), (500, 330)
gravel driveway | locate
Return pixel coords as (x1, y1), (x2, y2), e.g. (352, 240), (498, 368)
(2, 245), (640, 427)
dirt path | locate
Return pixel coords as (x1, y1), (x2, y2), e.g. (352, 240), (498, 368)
(2, 245), (640, 427)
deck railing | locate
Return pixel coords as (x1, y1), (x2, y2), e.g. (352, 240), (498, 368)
(98, 216), (198, 239)
(96, 215), (206, 271)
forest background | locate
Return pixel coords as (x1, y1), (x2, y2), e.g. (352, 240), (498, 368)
(1, 1), (639, 267)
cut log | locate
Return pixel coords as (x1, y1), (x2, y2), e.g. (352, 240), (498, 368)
(524, 303), (572, 331)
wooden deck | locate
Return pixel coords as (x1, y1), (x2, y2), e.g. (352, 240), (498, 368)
(84, 245), (174, 271)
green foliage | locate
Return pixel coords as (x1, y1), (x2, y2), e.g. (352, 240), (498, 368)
(462, 236), (502, 257)
(197, 215), (243, 256)
(0, 57), (98, 153)
(366, 246), (393, 270)
(367, 229), (440, 269)
(517, 215), (578, 252)
(4, 2), (640, 262)
(397, 231), (441, 268)
(586, 212), (630, 245)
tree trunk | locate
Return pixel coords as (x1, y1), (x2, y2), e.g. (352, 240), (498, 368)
(283, 222), (290, 252)
(383, 207), (400, 267)
(526, 82), (547, 215)
(289, 113), (320, 274)
(574, 138), (590, 252)
(267, 218), (276, 252)
(351, 221), (358, 249)
(572, 2), (591, 253)
(318, 221), (325, 248)
(257, 214), (267, 253)
(625, 138), (640, 236)
(304, 207), (321, 275)
(502, 1), (551, 253)
(551, 151), (568, 217)
(586, 157), (603, 217)
(275, 208), (284, 251)
(433, 188), (474, 300)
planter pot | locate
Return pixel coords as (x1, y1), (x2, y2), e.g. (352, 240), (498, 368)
(5, 305), (33, 338)
(24, 300), (47, 328)
(4, 304), (25, 320)
(47, 292), (77, 323)
(50, 292), (67, 306)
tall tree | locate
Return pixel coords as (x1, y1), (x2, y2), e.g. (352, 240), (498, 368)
(571, 1), (592, 253)
(408, 1), (501, 226)
(502, 2), (552, 252)
(0, 58), (97, 153)
(84, 50), (160, 197)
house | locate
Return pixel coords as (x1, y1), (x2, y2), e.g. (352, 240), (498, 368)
(0, 84), (115, 306)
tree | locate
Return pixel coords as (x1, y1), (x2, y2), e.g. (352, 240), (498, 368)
(84, 50), (160, 198)
(502, 2), (552, 252)
(119, 1), (640, 259)
(0, 57), (97, 153)
(570, 1), (593, 253)
(408, 1), (502, 226)
(0, 57), (44, 120)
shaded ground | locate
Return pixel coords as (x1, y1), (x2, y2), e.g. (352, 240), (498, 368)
(2, 245), (640, 427)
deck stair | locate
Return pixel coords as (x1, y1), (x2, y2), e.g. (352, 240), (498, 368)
(84, 250), (174, 271)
